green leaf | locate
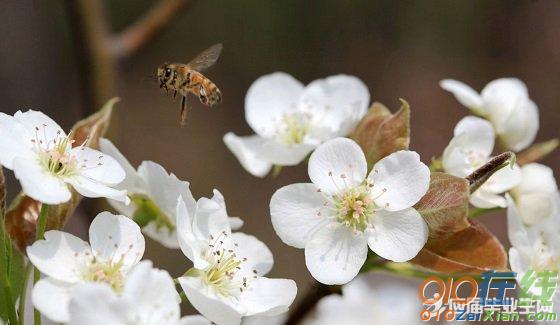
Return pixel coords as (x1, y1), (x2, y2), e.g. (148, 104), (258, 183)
(131, 194), (174, 231)
(0, 167), (21, 324)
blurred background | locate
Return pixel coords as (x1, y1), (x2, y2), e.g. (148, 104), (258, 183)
(1, 0), (559, 319)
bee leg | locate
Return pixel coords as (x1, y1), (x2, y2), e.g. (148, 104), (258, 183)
(173, 90), (177, 100)
(180, 96), (187, 126)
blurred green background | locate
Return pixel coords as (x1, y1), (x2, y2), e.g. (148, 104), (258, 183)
(1, 0), (559, 318)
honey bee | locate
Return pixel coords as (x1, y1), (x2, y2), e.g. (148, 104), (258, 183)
(157, 43), (223, 125)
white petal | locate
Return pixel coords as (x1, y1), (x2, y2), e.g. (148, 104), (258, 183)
(453, 116), (495, 156)
(442, 134), (477, 177)
(142, 222), (180, 249)
(32, 278), (74, 323)
(481, 163), (521, 194)
(368, 151), (430, 211)
(368, 208), (428, 262)
(470, 189), (507, 208)
(230, 232), (274, 276)
(89, 212), (144, 271)
(194, 190), (232, 239)
(300, 75), (370, 137)
(481, 78), (528, 129)
(228, 217), (244, 231)
(138, 160), (197, 219)
(178, 315), (213, 325)
(223, 133), (273, 178)
(270, 183), (329, 249)
(14, 110), (66, 141)
(498, 99), (539, 151)
(99, 138), (141, 190)
(517, 193), (555, 226)
(27, 230), (91, 282)
(179, 276), (244, 325)
(13, 156), (72, 204)
(71, 147), (126, 185)
(304, 225), (368, 285)
(508, 248), (529, 276)
(257, 139), (315, 166)
(239, 277), (297, 317)
(516, 163), (557, 195)
(0, 113), (34, 169)
(123, 261), (181, 323)
(439, 79), (483, 109)
(176, 198), (208, 268)
(68, 283), (128, 325)
(506, 195), (532, 256)
(308, 138), (367, 195)
(245, 72), (304, 137)
(66, 175), (129, 204)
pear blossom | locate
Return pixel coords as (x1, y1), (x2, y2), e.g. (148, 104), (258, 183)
(0, 110), (129, 204)
(440, 78), (539, 151)
(303, 273), (423, 325)
(99, 138), (242, 248)
(27, 212), (145, 323)
(270, 137), (430, 285)
(176, 194), (297, 325)
(507, 194), (560, 297)
(509, 163), (559, 226)
(443, 116), (521, 208)
(68, 261), (194, 325)
(224, 72), (370, 177)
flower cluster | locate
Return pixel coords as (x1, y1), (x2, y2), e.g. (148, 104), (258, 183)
(1, 72), (557, 325)
(224, 72), (370, 177)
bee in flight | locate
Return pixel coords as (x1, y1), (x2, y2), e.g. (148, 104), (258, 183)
(157, 43), (223, 125)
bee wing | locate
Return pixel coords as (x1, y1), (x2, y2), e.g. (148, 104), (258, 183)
(186, 43), (223, 72)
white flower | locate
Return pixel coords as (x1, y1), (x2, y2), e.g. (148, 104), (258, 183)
(270, 137), (430, 285)
(176, 195), (297, 325)
(99, 139), (244, 248)
(443, 116), (521, 208)
(27, 212), (145, 323)
(440, 78), (539, 151)
(224, 72), (370, 177)
(303, 273), (423, 325)
(68, 261), (194, 325)
(507, 194), (560, 296)
(510, 163), (559, 226)
(0, 110), (128, 204)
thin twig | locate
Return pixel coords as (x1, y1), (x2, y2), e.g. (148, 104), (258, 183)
(109, 0), (197, 59)
(286, 281), (340, 325)
(466, 152), (515, 193)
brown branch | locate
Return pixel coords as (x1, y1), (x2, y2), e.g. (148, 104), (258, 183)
(109, 0), (196, 59)
(286, 281), (340, 325)
(466, 151), (516, 194)
(65, 0), (117, 114)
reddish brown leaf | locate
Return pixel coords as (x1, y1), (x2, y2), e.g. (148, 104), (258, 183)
(414, 172), (470, 238)
(411, 220), (508, 273)
(4, 98), (117, 253)
(351, 100), (410, 168)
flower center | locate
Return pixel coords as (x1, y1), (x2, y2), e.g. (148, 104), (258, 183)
(275, 114), (309, 145)
(83, 260), (125, 292)
(31, 125), (78, 177)
(187, 232), (257, 298)
(332, 185), (376, 233)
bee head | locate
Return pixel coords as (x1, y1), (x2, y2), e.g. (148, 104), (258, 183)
(157, 63), (172, 84)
